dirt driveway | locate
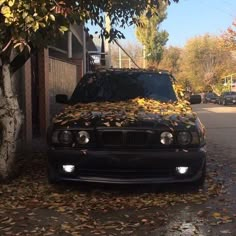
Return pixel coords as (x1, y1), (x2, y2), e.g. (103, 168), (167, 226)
(0, 104), (235, 236)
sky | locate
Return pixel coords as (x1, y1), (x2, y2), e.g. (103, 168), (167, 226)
(113, 0), (236, 47)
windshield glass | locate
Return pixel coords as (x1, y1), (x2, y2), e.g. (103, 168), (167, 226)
(69, 72), (177, 104)
(224, 92), (236, 96)
(206, 93), (217, 97)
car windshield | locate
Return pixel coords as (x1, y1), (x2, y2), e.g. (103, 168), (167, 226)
(69, 72), (177, 104)
(206, 93), (217, 97)
(225, 92), (236, 95)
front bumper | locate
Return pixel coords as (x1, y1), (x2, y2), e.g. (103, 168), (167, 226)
(47, 147), (206, 184)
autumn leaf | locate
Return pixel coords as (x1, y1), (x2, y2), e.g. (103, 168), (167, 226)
(103, 122), (110, 127)
(53, 97), (194, 129)
(212, 212), (221, 218)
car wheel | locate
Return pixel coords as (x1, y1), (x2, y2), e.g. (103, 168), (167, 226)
(47, 165), (60, 184)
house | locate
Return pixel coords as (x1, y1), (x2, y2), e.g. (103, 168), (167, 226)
(18, 24), (98, 151)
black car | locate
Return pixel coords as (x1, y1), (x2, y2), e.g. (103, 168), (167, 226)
(47, 69), (206, 186)
(203, 92), (218, 103)
(218, 91), (236, 105)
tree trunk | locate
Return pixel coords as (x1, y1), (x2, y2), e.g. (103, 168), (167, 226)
(0, 64), (23, 181)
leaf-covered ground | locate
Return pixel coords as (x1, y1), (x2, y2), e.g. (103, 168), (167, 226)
(0, 146), (235, 236)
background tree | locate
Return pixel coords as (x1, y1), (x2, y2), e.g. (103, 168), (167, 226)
(221, 19), (236, 50)
(135, 2), (169, 67)
(0, 0), (179, 180)
(158, 46), (182, 76)
(177, 34), (235, 93)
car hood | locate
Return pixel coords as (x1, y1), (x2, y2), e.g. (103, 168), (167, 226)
(52, 98), (197, 129)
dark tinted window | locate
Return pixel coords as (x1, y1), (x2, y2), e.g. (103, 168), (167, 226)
(224, 92), (236, 96)
(69, 72), (177, 104)
(206, 92), (217, 98)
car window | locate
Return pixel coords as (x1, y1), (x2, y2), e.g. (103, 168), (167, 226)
(223, 92), (236, 96)
(136, 73), (177, 102)
(206, 93), (216, 97)
(69, 72), (177, 104)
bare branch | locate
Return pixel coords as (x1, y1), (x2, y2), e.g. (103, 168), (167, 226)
(0, 38), (13, 55)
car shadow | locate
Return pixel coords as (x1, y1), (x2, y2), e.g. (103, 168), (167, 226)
(53, 180), (205, 196)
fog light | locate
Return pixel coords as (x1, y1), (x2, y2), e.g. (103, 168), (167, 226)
(176, 166), (189, 175)
(62, 165), (75, 173)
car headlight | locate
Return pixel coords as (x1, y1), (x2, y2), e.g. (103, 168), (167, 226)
(160, 131), (173, 145)
(77, 131), (90, 145)
(58, 130), (73, 145)
(177, 131), (192, 146)
(51, 130), (60, 144)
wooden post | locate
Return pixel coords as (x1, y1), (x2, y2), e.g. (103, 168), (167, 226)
(38, 49), (49, 138)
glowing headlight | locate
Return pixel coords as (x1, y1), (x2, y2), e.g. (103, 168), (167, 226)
(77, 131), (90, 145)
(62, 165), (75, 173)
(176, 166), (189, 175)
(160, 132), (173, 145)
(177, 131), (192, 146)
(58, 130), (73, 145)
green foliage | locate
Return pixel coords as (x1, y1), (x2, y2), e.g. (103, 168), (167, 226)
(211, 82), (226, 96)
(176, 34), (236, 93)
(0, 0), (179, 72)
(0, 1), (179, 55)
(135, 2), (169, 64)
(0, 0), (70, 57)
(158, 46), (182, 75)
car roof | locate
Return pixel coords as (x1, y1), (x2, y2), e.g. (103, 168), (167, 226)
(224, 91), (236, 94)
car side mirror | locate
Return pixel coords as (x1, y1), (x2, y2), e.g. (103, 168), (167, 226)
(189, 95), (202, 104)
(55, 94), (68, 104)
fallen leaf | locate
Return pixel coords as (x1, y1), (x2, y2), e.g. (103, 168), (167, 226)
(212, 212), (221, 218)
(220, 230), (232, 234)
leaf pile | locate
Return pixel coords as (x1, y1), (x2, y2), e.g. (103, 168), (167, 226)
(53, 98), (196, 128)
(0, 153), (234, 236)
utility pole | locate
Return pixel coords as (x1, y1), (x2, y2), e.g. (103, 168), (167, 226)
(105, 13), (111, 68)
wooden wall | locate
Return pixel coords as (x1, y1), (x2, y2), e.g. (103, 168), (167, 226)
(49, 57), (78, 116)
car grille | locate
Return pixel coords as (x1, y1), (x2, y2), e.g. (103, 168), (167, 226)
(77, 168), (172, 179)
(98, 130), (153, 147)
